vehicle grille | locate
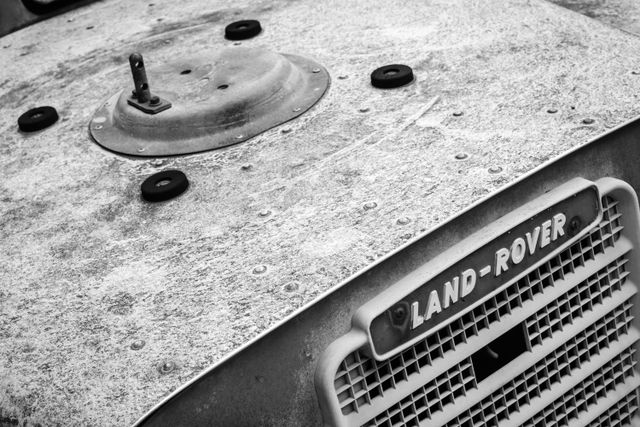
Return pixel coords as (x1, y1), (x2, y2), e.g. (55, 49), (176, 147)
(317, 186), (640, 427)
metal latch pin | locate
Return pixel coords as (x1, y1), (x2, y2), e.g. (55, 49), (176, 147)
(129, 53), (152, 103)
(127, 53), (172, 114)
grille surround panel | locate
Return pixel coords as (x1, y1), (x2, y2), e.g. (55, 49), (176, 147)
(315, 178), (640, 427)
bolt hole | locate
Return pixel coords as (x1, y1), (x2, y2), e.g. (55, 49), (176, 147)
(135, 61), (144, 69)
(180, 69), (191, 75)
(393, 307), (406, 320)
(217, 84), (229, 90)
(384, 68), (399, 76)
(156, 179), (172, 187)
(140, 83), (148, 90)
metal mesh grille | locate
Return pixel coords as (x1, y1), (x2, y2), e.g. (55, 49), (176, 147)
(366, 358), (477, 426)
(522, 347), (637, 427)
(444, 299), (634, 427)
(365, 255), (630, 427)
(526, 256), (629, 347)
(336, 196), (623, 417)
(586, 389), (640, 427)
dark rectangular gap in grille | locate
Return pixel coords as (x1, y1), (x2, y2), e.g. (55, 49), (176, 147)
(471, 322), (529, 383)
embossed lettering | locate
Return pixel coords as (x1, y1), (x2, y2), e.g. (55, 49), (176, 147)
(525, 226), (540, 255)
(540, 219), (552, 248)
(442, 277), (459, 309)
(552, 213), (566, 240)
(424, 290), (442, 320)
(495, 248), (510, 276)
(460, 269), (476, 298)
(510, 237), (526, 264)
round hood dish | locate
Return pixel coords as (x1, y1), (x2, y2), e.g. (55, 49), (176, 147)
(90, 47), (330, 156)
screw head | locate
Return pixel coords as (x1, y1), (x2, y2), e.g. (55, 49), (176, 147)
(488, 166), (503, 174)
(363, 201), (378, 210)
(547, 108), (558, 114)
(393, 306), (406, 319)
(455, 153), (468, 160)
(452, 111), (464, 117)
(158, 361), (176, 374)
(568, 216), (582, 237)
(283, 281), (300, 292)
(397, 217), (411, 225)
(258, 209), (271, 217)
(252, 265), (267, 274)
(150, 96), (160, 105)
(131, 340), (146, 350)
(390, 303), (409, 325)
(582, 118), (595, 125)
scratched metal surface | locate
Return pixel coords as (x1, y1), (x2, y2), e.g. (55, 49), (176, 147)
(2, 0), (640, 425)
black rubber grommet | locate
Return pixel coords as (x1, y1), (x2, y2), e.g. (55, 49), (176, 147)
(141, 170), (189, 202)
(18, 106), (59, 132)
(370, 64), (414, 89)
(225, 20), (262, 40)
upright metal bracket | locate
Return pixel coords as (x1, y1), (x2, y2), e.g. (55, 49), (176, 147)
(126, 53), (172, 115)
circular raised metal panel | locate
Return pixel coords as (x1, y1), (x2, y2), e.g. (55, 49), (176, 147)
(90, 47), (330, 156)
